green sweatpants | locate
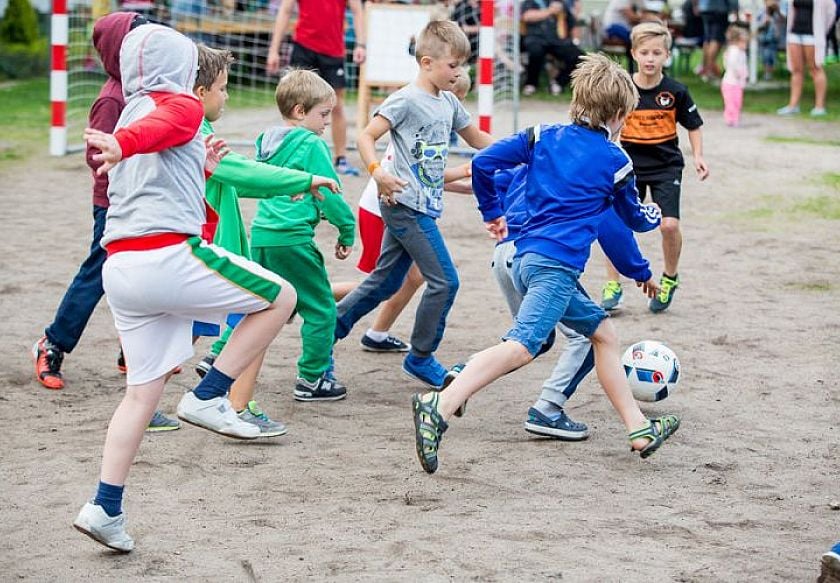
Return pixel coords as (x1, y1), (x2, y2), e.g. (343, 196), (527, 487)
(252, 242), (335, 382)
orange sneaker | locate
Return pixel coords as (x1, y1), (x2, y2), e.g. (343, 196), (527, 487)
(33, 336), (64, 390)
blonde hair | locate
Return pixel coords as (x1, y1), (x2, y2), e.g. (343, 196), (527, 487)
(195, 44), (234, 90)
(569, 54), (639, 129)
(415, 20), (471, 63)
(274, 68), (336, 118)
(452, 67), (471, 98)
(630, 21), (672, 50)
(726, 24), (749, 44)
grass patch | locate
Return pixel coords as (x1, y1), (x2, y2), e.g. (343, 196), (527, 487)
(785, 281), (835, 292)
(0, 77), (49, 165)
(765, 135), (840, 147)
(823, 173), (840, 190)
(792, 194), (840, 219)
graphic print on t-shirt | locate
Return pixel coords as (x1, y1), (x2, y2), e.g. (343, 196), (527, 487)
(408, 121), (450, 213)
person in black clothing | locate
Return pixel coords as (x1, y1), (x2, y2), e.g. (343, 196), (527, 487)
(451, 0), (481, 64)
(521, 0), (585, 95)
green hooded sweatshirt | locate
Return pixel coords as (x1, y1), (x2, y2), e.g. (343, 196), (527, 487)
(201, 118), (313, 259)
(250, 125), (356, 248)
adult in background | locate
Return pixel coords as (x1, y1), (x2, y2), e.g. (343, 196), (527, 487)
(777, 0), (837, 115)
(521, 0), (585, 96)
(697, 0), (738, 79)
(267, 0), (366, 176)
(451, 0), (481, 65)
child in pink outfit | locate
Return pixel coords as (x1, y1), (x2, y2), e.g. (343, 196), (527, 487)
(721, 26), (749, 127)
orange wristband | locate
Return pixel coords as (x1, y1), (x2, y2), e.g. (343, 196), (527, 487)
(368, 161), (381, 175)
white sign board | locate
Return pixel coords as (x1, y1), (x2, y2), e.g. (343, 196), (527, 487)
(363, 4), (434, 84)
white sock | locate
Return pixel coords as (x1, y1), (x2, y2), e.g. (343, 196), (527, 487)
(365, 329), (389, 342)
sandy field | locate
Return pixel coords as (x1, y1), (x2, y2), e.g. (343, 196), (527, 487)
(1, 100), (838, 582)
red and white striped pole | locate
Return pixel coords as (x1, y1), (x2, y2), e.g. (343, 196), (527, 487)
(50, 0), (68, 156)
(477, 0), (494, 133)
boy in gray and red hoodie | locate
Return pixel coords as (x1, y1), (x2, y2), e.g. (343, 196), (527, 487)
(72, 23), (316, 553)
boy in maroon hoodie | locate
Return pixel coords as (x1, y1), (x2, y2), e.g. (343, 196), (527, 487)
(31, 12), (179, 431)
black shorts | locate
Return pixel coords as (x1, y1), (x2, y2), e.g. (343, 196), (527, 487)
(700, 11), (728, 44)
(290, 42), (346, 90)
(637, 171), (682, 219)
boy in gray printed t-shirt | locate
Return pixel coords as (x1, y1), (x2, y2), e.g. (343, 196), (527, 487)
(334, 20), (493, 389)
(377, 83), (471, 217)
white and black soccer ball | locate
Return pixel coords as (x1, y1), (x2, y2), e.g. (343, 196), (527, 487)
(621, 341), (680, 402)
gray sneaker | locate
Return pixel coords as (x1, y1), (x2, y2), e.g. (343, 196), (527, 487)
(146, 410), (180, 432)
(73, 501), (134, 553)
(238, 401), (288, 438)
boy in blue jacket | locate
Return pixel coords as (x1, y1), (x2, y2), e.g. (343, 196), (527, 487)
(412, 54), (681, 474)
(489, 163), (660, 441)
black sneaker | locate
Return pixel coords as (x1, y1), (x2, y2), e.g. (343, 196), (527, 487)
(523, 407), (589, 440)
(195, 353), (216, 378)
(360, 333), (410, 353)
(117, 348), (127, 375)
(294, 374), (347, 402)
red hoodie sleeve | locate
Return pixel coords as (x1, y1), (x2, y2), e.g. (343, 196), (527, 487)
(113, 92), (204, 158)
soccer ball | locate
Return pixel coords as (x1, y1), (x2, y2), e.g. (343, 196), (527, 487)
(621, 341), (680, 402)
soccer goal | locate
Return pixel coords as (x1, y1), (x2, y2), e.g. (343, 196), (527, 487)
(52, 0), (520, 155)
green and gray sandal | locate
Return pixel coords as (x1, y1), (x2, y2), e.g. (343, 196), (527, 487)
(628, 415), (680, 459)
(412, 392), (449, 474)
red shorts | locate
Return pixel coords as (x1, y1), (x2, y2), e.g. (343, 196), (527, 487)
(356, 207), (384, 274)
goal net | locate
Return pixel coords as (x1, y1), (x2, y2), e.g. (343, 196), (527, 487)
(60, 0), (519, 154)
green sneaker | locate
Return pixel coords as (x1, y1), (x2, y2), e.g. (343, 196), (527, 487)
(601, 280), (623, 311)
(412, 392), (448, 474)
(146, 410), (180, 433)
(649, 274), (679, 313)
(237, 401), (287, 438)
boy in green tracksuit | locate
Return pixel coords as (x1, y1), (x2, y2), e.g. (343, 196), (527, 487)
(192, 46), (340, 435)
(249, 69), (356, 402)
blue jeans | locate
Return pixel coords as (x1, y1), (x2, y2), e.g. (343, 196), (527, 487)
(505, 252), (606, 357)
(45, 205), (108, 353)
(335, 203), (459, 357)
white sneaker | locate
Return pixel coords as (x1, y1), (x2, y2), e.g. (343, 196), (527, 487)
(73, 502), (134, 552)
(176, 392), (260, 439)
(810, 107), (827, 117)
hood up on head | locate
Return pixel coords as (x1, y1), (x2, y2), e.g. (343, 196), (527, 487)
(92, 11), (142, 82)
(119, 23), (198, 100)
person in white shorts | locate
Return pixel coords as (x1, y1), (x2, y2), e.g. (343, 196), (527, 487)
(71, 24), (322, 553)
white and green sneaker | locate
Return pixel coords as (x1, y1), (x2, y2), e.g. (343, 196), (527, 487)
(649, 274), (679, 313)
(237, 401), (288, 438)
(600, 280), (623, 311)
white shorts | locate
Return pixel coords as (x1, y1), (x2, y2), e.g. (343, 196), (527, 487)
(788, 34), (816, 46)
(103, 237), (285, 384)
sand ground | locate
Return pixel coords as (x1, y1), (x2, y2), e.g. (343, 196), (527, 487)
(1, 101), (838, 582)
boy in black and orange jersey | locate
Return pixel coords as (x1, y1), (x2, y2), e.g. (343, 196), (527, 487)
(600, 21), (709, 314)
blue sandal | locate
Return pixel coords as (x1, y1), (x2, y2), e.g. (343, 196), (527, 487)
(412, 392), (448, 474)
(629, 415), (680, 459)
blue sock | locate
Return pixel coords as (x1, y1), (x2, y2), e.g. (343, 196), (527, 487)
(94, 481), (124, 517)
(192, 366), (234, 400)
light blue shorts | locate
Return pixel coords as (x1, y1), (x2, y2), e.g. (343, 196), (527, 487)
(505, 252), (607, 356)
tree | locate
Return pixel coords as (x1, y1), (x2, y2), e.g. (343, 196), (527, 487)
(0, 0), (40, 46)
